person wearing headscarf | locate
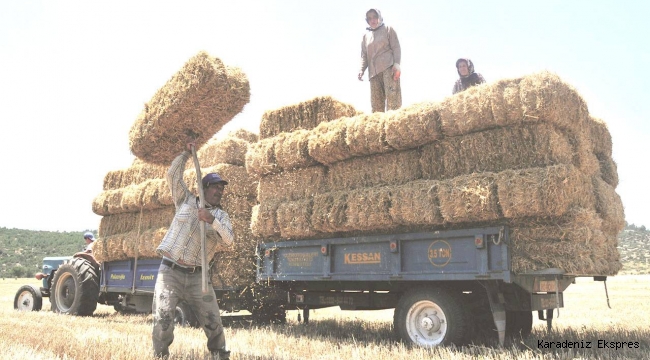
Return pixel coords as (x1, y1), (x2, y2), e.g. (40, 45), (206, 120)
(358, 8), (402, 112)
(452, 58), (486, 94)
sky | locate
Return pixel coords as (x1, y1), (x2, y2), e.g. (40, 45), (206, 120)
(1, 0), (648, 232)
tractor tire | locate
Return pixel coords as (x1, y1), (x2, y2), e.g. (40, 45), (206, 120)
(14, 284), (43, 311)
(50, 257), (100, 316)
(506, 310), (533, 338)
(394, 287), (467, 347)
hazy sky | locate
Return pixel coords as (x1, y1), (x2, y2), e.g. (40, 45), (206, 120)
(1, 0), (648, 232)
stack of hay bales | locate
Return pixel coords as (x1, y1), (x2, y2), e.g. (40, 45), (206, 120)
(247, 72), (624, 276)
(92, 130), (260, 288)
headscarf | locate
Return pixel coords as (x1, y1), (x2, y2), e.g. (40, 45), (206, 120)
(365, 8), (384, 31)
(455, 58), (475, 78)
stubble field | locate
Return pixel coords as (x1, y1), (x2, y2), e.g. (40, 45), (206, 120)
(1, 275), (649, 359)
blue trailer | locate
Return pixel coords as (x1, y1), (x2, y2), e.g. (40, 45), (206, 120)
(257, 225), (591, 347)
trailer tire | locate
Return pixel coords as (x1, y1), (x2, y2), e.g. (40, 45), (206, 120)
(50, 257), (99, 316)
(175, 301), (199, 328)
(14, 285), (43, 311)
(394, 287), (466, 347)
(506, 311), (533, 338)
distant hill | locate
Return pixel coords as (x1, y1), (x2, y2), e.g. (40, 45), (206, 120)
(617, 228), (650, 275)
(0, 227), (94, 278)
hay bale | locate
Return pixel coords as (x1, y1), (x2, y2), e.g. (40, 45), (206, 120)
(276, 198), (318, 239)
(259, 96), (359, 139)
(98, 207), (175, 238)
(210, 253), (257, 289)
(197, 136), (249, 167)
(230, 217), (258, 253)
(245, 135), (282, 176)
(390, 180), (443, 226)
(435, 123), (574, 180)
(221, 194), (256, 218)
(490, 77), (524, 124)
(597, 155), (619, 188)
(229, 128), (259, 143)
(496, 164), (594, 219)
(518, 71), (589, 130)
(587, 116), (613, 158)
(419, 142), (445, 180)
(307, 117), (353, 165)
(345, 112), (392, 157)
(274, 129), (318, 170)
(103, 159), (167, 191)
(345, 187), (394, 231)
(185, 164), (257, 197)
(258, 165), (327, 203)
(592, 177), (625, 235)
(311, 191), (350, 233)
(508, 207), (603, 245)
(129, 51), (250, 165)
(438, 172), (500, 223)
(250, 202), (281, 238)
(385, 101), (440, 150)
(328, 149), (421, 192)
(439, 82), (495, 137)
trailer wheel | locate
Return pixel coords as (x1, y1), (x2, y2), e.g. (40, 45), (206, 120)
(175, 301), (199, 328)
(506, 311), (533, 338)
(394, 288), (466, 347)
(50, 257), (99, 316)
(14, 285), (43, 311)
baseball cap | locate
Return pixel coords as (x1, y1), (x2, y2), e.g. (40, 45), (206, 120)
(84, 232), (95, 241)
(202, 173), (228, 188)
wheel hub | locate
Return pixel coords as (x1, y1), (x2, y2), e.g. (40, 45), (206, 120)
(420, 312), (441, 332)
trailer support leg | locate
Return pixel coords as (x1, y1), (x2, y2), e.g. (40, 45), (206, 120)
(484, 283), (506, 347)
(545, 308), (554, 332)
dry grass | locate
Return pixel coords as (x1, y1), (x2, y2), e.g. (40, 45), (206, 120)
(2, 276), (649, 359)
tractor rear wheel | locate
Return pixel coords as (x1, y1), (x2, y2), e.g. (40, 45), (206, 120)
(50, 257), (99, 316)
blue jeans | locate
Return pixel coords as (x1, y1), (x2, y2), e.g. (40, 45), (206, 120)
(152, 263), (226, 357)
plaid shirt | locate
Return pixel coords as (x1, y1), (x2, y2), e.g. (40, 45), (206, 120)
(156, 151), (234, 266)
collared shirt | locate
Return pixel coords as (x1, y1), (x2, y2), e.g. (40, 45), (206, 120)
(156, 151), (234, 266)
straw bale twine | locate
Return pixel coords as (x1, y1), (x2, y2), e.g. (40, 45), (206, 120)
(129, 51), (250, 165)
(276, 198), (318, 239)
(251, 202), (281, 238)
(389, 180), (443, 226)
(438, 172), (500, 223)
(385, 101), (440, 150)
(197, 136), (249, 167)
(98, 207), (175, 238)
(518, 71), (589, 130)
(496, 164), (594, 219)
(328, 149), (421, 192)
(345, 187), (394, 231)
(245, 135), (282, 176)
(439, 82), (495, 137)
(311, 191), (351, 233)
(258, 165), (327, 203)
(259, 96), (359, 139)
(592, 177), (625, 235)
(345, 112), (392, 157)
(307, 117), (353, 165)
(587, 116), (613, 158)
(439, 123), (574, 180)
(229, 128), (259, 143)
(274, 129), (318, 170)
